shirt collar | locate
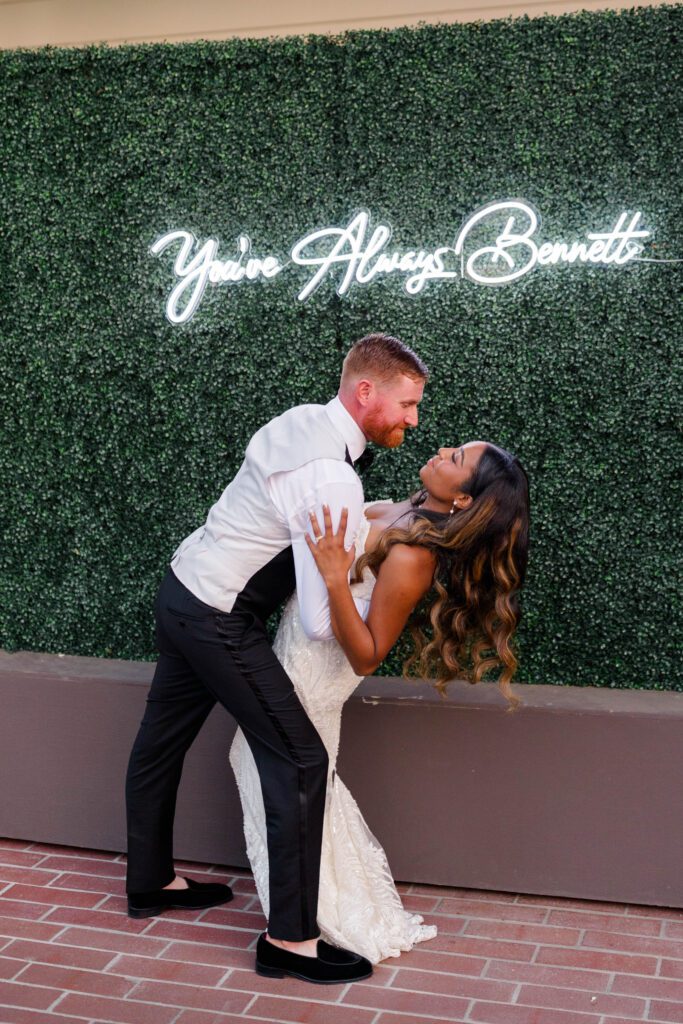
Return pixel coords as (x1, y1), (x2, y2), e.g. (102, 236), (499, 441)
(325, 396), (367, 464)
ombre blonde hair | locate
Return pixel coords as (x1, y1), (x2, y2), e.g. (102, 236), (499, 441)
(355, 445), (530, 710)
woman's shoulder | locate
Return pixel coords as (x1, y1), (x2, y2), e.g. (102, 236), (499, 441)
(383, 540), (436, 567)
(380, 540), (437, 593)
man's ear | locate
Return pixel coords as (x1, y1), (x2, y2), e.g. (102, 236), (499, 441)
(356, 378), (374, 405)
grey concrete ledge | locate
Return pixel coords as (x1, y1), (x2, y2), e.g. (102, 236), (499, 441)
(2, 649), (682, 907)
(4, 647), (680, 713)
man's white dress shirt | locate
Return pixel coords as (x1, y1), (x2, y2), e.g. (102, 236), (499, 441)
(268, 396), (368, 639)
(171, 397), (370, 641)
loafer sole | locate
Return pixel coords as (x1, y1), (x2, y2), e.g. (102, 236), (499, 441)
(127, 892), (233, 919)
(255, 960), (372, 985)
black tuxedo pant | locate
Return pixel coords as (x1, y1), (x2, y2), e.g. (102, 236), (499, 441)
(125, 568), (328, 941)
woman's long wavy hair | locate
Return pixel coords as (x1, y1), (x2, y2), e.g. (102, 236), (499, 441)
(354, 444), (530, 710)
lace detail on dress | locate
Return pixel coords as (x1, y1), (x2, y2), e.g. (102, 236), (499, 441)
(228, 500), (437, 962)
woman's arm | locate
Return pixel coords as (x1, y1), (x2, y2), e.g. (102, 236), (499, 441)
(305, 506), (436, 676)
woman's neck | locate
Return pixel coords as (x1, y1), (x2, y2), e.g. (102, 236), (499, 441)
(416, 493), (451, 515)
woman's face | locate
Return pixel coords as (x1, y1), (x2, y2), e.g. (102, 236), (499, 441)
(419, 442), (488, 507)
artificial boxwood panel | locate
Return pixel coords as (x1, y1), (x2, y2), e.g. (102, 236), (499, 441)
(0, 6), (681, 689)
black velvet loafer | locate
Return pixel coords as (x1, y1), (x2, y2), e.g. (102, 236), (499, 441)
(255, 932), (373, 984)
(127, 877), (233, 919)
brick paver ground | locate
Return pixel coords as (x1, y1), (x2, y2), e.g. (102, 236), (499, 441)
(0, 837), (681, 1024)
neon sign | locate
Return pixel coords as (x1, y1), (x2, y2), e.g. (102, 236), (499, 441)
(150, 201), (660, 324)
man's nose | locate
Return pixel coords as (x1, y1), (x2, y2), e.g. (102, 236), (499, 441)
(405, 408), (419, 427)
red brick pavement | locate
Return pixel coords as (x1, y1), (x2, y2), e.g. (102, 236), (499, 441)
(0, 837), (681, 1024)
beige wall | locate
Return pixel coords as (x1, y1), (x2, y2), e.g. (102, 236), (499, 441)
(0, 0), (676, 49)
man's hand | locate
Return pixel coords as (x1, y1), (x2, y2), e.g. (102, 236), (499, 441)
(304, 505), (356, 586)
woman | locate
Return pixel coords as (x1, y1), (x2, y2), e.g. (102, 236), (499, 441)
(229, 440), (529, 963)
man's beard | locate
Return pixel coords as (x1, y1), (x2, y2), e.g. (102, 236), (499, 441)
(364, 411), (405, 448)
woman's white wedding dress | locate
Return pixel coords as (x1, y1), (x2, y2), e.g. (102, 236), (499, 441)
(228, 502), (437, 963)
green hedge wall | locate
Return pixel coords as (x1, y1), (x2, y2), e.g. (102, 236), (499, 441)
(1, 6), (681, 689)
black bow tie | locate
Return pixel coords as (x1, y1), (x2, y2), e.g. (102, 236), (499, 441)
(345, 447), (375, 475)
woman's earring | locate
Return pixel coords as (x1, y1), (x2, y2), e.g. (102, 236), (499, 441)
(449, 499), (459, 516)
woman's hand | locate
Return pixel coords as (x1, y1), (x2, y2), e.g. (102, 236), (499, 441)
(304, 505), (356, 586)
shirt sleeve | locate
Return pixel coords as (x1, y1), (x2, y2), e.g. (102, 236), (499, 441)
(269, 461), (367, 641)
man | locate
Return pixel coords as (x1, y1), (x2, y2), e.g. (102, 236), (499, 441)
(125, 332), (428, 984)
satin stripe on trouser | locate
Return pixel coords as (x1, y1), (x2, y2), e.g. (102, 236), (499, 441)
(125, 568), (328, 941)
